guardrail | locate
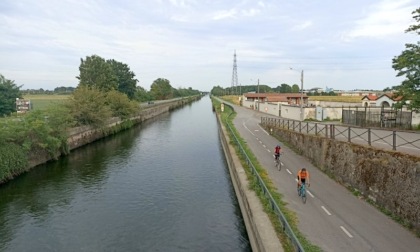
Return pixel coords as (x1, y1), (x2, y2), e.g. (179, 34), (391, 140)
(262, 117), (420, 152)
(223, 103), (305, 252)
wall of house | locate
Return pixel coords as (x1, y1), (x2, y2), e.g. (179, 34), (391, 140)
(242, 100), (257, 110)
(375, 96), (395, 107)
(258, 102), (280, 116)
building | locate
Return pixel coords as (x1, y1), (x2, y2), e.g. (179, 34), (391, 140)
(361, 93), (402, 107)
(242, 92), (308, 107)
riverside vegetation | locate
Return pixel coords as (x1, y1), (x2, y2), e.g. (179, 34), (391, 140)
(0, 87), (140, 184)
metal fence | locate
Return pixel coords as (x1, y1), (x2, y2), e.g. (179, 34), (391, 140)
(222, 103), (305, 252)
(261, 117), (420, 153)
(342, 106), (412, 130)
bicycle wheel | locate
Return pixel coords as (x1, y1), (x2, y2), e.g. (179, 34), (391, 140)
(301, 186), (307, 204)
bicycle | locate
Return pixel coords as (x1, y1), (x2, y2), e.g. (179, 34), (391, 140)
(274, 154), (282, 171)
(298, 182), (307, 203)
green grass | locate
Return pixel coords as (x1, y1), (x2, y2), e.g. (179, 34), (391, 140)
(23, 94), (70, 110)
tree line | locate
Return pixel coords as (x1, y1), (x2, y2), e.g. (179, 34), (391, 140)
(0, 55), (202, 116)
(0, 54), (202, 183)
(210, 84), (337, 96)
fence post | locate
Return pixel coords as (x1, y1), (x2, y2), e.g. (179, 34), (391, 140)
(325, 125), (328, 138)
(331, 125), (335, 139)
(299, 121), (302, 133)
(306, 122), (309, 134)
(348, 126), (351, 142)
(368, 128), (371, 146)
(393, 131), (397, 150)
(288, 120), (290, 130)
(315, 123), (318, 135)
(293, 120), (295, 131)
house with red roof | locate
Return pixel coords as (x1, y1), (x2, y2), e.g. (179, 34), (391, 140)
(241, 92), (308, 118)
(361, 93), (403, 107)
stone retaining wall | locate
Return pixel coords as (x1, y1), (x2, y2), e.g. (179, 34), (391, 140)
(266, 125), (420, 233)
(27, 97), (200, 170)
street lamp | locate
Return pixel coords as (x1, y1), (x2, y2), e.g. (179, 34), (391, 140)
(290, 68), (304, 121)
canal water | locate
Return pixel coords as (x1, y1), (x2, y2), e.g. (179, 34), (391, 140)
(0, 96), (251, 251)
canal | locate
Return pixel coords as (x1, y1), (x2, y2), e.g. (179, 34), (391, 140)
(0, 96), (251, 251)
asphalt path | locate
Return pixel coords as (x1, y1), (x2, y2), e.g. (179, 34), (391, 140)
(224, 101), (420, 252)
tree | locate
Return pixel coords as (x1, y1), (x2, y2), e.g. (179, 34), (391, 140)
(65, 86), (112, 126)
(211, 86), (225, 96)
(392, 8), (420, 111)
(105, 90), (139, 119)
(76, 55), (118, 92)
(0, 74), (22, 116)
(107, 59), (138, 100)
(279, 83), (292, 93)
(292, 84), (300, 93)
(134, 86), (153, 102)
(150, 78), (173, 100)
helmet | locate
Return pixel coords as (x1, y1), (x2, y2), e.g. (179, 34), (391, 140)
(302, 168), (306, 172)
(276, 145), (280, 148)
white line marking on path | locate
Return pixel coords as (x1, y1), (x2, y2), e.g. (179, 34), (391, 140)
(340, 226), (353, 238)
(307, 190), (314, 198)
(286, 169), (292, 174)
(257, 124), (269, 135)
(262, 144), (266, 148)
(321, 206), (332, 216)
(243, 122), (255, 136)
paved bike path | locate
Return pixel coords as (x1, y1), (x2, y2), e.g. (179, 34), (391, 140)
(226, 101), (420, 252)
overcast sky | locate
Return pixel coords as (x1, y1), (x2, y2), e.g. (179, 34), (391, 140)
(1, 0), (418, 92)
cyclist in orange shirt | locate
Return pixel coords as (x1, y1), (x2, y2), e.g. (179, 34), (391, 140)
(297, 168), (310, 190)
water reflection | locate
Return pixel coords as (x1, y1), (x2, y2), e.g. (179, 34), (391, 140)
(0, 96), (251, 251)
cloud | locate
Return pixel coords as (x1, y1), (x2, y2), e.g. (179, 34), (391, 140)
(292, 21), (313, 31)
(241, 8), (261, 17)
(212, 8), (238, 20)
(342, 0), (416, 40)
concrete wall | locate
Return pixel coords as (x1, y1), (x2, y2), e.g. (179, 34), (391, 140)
(27, 97), (201, 170)
(264, 124), (420, 233)
(258, 102), (280, 116)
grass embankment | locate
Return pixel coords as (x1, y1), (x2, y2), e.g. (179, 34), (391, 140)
(308, 96), (362, 103)
(24, 94), (70, 110)
(213, 97), (322, 252)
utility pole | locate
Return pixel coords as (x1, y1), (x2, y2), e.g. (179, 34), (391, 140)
(257, 79), (259, 94)
(257, 79), (260, 105)
(300, 70), (304, 121)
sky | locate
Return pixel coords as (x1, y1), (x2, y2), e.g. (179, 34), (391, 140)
(0, 0), (418, 92)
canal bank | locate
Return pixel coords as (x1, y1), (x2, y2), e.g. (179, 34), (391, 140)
(0, 95), (251, 251)
(6, 96), (201, 185)
(215, 105), (283, 252)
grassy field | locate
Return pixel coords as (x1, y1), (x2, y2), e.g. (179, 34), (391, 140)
(308, 96), (362, 103)
(222, 95), (362, 104)
(24, 94), (70, 110)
